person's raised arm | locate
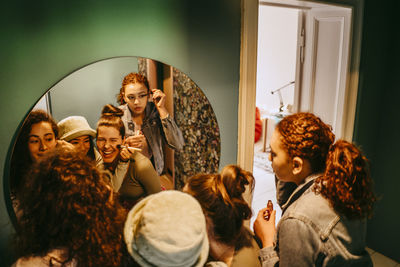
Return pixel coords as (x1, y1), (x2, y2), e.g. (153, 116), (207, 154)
(152, 89), (184, 150)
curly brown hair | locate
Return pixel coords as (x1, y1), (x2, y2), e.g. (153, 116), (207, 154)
(314, 140), (376, 219)
(185, 165), (254, 248)
(117, 72), (150, 105)
(276, 112), (335, 173)
(10, 109), (58, 195)
(14, 147), (128, 267)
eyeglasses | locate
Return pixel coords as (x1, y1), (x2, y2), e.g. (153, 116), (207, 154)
(126, 93), (149, 102)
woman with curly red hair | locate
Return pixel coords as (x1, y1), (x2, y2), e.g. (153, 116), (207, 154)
(184, 165), (261, 267)
(253, 112), (376, 266)
(11, 147), (130, 267)
(117, 72), (184, 175)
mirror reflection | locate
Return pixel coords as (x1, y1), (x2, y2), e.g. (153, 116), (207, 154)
(9, 56), (221, 217)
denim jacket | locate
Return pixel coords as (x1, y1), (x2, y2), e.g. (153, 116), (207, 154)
(119, 103), (184, 175)
(259, 174), (372, 267)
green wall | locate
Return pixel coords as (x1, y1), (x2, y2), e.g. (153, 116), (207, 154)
(0, 0), (240, 264)
(353, 0), (400, 261)
(2, 0), (399, 264)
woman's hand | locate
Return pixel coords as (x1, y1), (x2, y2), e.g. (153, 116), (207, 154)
(125, 134), (146, 149)
(253, 207), (276, 248)
(119, 146), (141, 162)
(151, 89), (169, 119)
(124, 134), (150, 158)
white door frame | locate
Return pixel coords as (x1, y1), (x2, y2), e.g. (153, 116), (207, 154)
(238, 0), (364, 171)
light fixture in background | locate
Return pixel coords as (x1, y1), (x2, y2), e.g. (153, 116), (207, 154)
(270, 80), (294, 114)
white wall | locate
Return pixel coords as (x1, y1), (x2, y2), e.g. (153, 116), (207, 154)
(256, 6), (299, 115)
(49, 57), (139, 129)
(33, 94), (50, 113)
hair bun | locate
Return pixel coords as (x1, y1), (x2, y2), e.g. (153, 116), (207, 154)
(101, 104), (124, 118)
(220, 165), (252, 198)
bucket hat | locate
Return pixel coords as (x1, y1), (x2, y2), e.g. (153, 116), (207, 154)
(58, 116), (96, 142)
(124, 190), (209, 267)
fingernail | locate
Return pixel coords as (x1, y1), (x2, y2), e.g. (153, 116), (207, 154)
(263, 210), (270, 220)
(267, 200), (273, 211)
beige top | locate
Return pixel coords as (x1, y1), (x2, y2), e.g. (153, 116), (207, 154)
(117, 151), (162, 201)
(232, 233), (261, 267)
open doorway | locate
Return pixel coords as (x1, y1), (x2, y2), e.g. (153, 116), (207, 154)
(251, 4), (300, 226)
(248, 0), (355, 227)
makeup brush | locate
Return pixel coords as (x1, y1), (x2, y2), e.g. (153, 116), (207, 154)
(116, 145), (142, 152)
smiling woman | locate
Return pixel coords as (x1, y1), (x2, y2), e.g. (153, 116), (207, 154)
(57, 116), (101, 165)
(27, 121), (58, 162)
(9, 110), (59, 199)
(96, 104), (162, 209)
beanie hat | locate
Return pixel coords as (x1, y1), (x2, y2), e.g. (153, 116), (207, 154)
(57, 116), (96, 142)
(124, 190), (209, 267)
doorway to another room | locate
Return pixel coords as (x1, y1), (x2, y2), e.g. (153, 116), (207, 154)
(249, 0), (354, 228)
(251, 4), (299, 226)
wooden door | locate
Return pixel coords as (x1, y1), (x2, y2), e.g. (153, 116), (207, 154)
(299, 7), (352, 138)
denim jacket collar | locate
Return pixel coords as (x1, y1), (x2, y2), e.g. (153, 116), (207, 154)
(121, 103), (159, 133)
(281, 172), (322, 213)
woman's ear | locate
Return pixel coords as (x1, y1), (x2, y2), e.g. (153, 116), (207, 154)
(292, 157), (304, 175)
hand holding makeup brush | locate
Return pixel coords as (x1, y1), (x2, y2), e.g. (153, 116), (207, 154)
(253, 199), (276, 248)
(125, 132), (150, 158)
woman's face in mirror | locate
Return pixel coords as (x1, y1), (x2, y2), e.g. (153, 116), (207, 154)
(123, 82), (149, 117)
(96, 126), (123, 163)
(69, 135), (91, 156)
(28, 122), (57, 162)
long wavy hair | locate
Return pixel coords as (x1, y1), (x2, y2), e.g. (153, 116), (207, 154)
(276, 112), (335, 173)
(117, 72), (150, 105)
(10, 109), (58, 195)
(314, 140), (376, 219)
(14, 147), (128, 267)
(185, 165), (254, 248)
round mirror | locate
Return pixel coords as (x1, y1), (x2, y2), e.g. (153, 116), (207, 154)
(8, 56), (221, 225)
